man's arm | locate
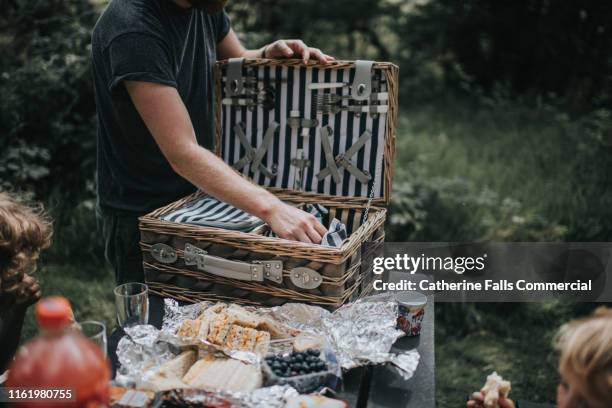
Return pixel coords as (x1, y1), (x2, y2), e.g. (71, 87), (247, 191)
(217, 29), (334, 63)
(125, 81), (327, 243)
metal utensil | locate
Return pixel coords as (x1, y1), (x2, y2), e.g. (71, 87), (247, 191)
(316, 103), (389, 115)
(314, 94), (351, 105)
(307, 82), (349, 90)
(222, 97), (257, 107)
(222, 84), (276, 110)
(315, 92), (389, 105)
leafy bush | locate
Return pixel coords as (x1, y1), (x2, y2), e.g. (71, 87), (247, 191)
(0, 143), (51, 193)
(43, 186), (105, 266)
(388, 95), (612, 242)
(397, 0), (612, 111)
(388, 174), (568, 242)
(0, 0), (98, 199)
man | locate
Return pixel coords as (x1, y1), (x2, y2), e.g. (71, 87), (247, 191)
(92, 0), (333, 284)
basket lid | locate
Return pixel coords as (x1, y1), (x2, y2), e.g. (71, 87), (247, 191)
(215, 58), (398, 206)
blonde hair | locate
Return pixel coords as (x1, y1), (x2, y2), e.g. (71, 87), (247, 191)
(0, 192), (52, 307)
(555, 307), (612, 408)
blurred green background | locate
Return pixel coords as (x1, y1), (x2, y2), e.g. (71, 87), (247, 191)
(1, 0), (611, 406)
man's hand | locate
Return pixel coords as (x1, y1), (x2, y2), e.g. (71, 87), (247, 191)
(467, 392), (515, 408)
(217, 30), (334, 63)
(263, 201), (327, 244)
(263, 40), (334, 64)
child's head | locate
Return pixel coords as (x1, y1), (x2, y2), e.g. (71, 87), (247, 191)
(0, 192), (52, 307)
(555, 307), (612, 408)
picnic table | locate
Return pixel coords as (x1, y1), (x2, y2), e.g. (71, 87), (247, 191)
(108, 295), (435, 407)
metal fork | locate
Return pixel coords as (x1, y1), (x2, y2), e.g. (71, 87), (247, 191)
(314, 94), (351, 106)
(315, 93), (388, 105)
(316, 103), (389, 115)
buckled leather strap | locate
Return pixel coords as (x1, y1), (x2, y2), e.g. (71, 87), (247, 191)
(252, 122), (279, 170)
(338, 155), (371, 183)
(232, 122), (278, 179)
(233, 123), (255, 170)
(317, 126), (341, 183)
(344, 129), (372, 159)
(351, 60), (374, 101)
(317, 130), (372, 183)
(225, 57), (245, 96)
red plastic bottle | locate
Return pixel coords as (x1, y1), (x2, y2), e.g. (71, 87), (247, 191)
(7, 297), (111, 407)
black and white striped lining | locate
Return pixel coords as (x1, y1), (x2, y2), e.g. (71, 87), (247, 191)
(162, 196), (264, 231)
(329, 207), (364, 236)
(221, 65), (386, 200)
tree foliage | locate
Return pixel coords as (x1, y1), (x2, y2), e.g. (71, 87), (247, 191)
(0, 0), (99, 198)
(396, 0), (612, 110)
(0, 0), (609, 242)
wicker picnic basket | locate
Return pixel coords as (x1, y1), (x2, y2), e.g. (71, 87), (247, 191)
(139, 58), (398, 309)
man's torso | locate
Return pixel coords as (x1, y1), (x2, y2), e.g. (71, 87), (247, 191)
(92, 0), (229, 214)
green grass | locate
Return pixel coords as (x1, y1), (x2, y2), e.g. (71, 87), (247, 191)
(20, 262), (115, 341)
(390, 96), (610, 406)
(435, 302), (600, 407)
(391, 96), (612, 241)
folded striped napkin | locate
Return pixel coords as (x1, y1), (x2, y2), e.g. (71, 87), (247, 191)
(162, 196), (264, 232)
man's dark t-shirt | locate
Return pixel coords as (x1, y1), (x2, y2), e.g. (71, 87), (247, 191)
(92, 0), (231, 214)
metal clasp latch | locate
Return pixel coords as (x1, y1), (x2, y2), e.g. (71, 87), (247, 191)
(290, 267), (323, 289)
(150, 243), (177, 264)
(254, 260), (283, 284)
(183, 243), (208, 270)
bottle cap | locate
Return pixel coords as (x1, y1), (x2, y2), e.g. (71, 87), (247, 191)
(35, 296), (73, 330)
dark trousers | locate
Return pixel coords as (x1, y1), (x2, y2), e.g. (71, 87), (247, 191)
(98, 208), (145, 284)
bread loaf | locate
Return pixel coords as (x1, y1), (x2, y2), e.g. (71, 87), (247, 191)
(182, 356), (262, 392)
(138, 350), (196, 392)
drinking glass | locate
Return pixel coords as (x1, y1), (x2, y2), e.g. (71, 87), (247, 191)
(114, 282), (149, 329)
(79, 320), (108, 356)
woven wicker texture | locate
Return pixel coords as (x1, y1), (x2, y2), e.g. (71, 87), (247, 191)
(139, 58), (397, 307)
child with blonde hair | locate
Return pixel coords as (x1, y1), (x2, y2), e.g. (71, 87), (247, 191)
(0, 192), (52, 373)
(468, 306), (612, 408)
(553, 307), (612, 408)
